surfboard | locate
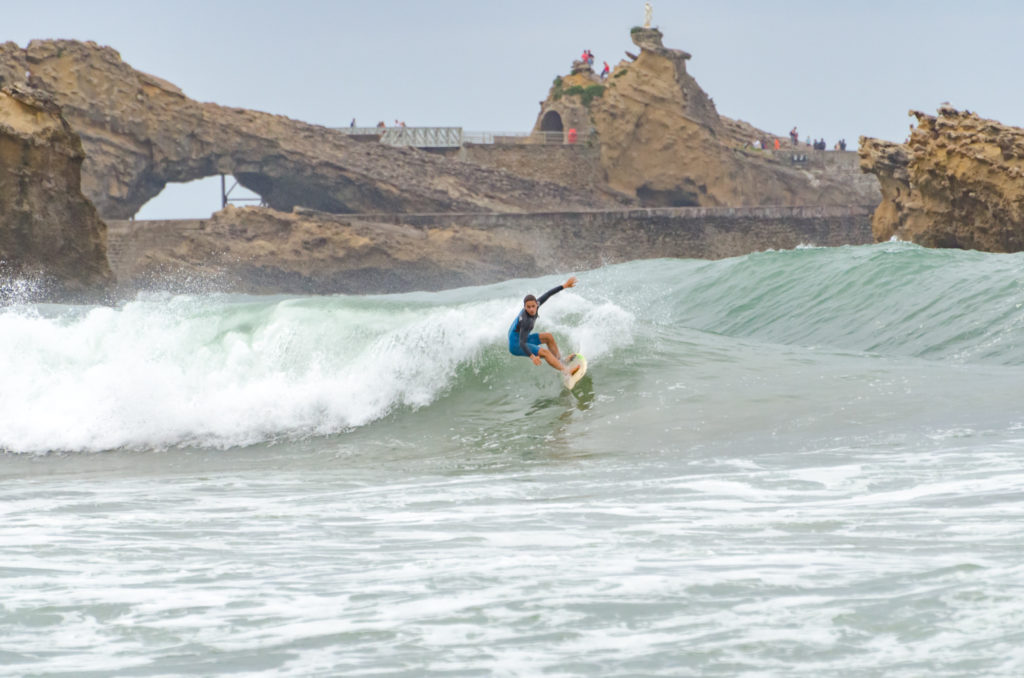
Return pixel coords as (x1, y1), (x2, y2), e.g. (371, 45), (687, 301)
(561, 353), (587, 389)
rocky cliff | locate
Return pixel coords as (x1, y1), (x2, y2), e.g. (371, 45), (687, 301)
(0, 85), (112, 301)
(859, 106), (1024, 251)
(535, 28), (879, 208)
(0, 40), (620, 220)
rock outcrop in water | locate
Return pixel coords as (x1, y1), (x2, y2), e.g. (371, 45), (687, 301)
(105, 206), (543, 294)
(859, 106), (1024, 251)
(104, 205), (874, 295)
(534, 28), (879, 208)
(0, 85), (112, 300)
(0, 40), (619, 220)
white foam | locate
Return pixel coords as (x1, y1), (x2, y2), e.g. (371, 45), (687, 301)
(0, 290), (636, 453)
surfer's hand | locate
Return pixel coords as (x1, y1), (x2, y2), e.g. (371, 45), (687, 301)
(531, 354), (542, 366)
(564, 276), (578, 289)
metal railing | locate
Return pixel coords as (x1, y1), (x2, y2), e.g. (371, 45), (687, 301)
(335, 126), (594, 147)
(463, 130), (591, 145)
(335, 126), (462, 148)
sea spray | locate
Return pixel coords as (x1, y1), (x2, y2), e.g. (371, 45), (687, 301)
(0, 285), (632, 454)
(6, 242), (1024, 454)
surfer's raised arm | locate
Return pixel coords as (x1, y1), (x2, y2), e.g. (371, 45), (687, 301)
(534, 276), (577, 308)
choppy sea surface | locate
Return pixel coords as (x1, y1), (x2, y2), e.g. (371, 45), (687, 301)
(4, 242), (1024, 676)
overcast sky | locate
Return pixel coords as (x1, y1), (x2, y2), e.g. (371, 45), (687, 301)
(6, 0), (1024, 218)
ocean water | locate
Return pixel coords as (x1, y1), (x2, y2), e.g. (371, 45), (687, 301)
(3, 241), (1024, 676)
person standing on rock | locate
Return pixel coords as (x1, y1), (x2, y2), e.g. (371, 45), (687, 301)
(601, 61), (610, 79)
(508, 276), (580, 376)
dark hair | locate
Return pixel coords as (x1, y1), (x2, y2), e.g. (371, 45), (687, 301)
(523, 294), (537, 305)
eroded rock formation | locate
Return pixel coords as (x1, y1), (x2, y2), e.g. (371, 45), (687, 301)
(0, 85), (112, 300)
(859, 106), (1024, 251)
(535, 28), (879, 208)
(0, 40), (619, 220)
(105, 204), (873, 295)
(106, 206), (552, 294)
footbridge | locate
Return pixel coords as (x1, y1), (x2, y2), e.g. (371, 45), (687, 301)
(336, 126), (580, 148)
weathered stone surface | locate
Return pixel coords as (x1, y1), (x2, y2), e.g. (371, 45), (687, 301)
(535, 27), (879, 208)
(2, 40), (621, 220)
(0, 85), (112, 300)
(859, 107), (1024, 251)
(105, 204), (874, 295)
(0, 42), (28, 89)
(106, 206), (544, 294)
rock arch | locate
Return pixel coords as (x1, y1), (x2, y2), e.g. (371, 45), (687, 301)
(9, 40), (613, 220)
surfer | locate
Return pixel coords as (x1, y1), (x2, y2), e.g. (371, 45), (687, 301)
(508, 276), (581, 375)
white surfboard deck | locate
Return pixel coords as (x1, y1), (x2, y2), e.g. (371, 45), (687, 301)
(561, 353), (588, 389)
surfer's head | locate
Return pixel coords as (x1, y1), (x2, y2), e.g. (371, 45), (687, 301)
(523, 294), (538, 316)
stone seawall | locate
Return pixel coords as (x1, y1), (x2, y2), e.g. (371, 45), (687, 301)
(106, 219), (206, 285)
(105, 205), (875, 294)
(350, 204), (876, 262)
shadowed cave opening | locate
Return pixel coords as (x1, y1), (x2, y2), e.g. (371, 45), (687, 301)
(540, 110), (564, 133)
(636, 184), (702, 207)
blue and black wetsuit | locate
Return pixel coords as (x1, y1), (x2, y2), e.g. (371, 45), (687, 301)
(507, 284), (565, 357)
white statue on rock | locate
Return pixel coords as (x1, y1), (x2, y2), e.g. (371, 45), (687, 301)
(644, 2), (653, 28)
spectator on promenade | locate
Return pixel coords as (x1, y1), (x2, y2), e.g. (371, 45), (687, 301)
(350, 118), (356, 128)
(838, 138), (847, 151)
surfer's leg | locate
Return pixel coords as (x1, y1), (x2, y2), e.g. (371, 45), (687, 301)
(539, 333), (579, 375)
(538, 332), (561, 360)
(536, 346), (566, 371)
